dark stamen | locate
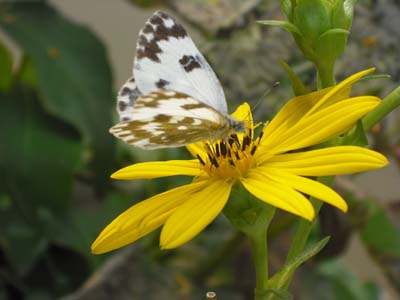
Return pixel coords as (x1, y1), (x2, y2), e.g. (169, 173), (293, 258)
(258, 131), (264, 143)
(227, 148), (232, 158)
(196, 154), (205, 166)
(242, 135), (251, 151)
(242, 141), (248, 152)
(250, 145), (257, 155)
(228, 137), (235, 147)
(231, 134), (240, 147)
(205, 143), (213, 155)
(228, 159), (235, 166)
(215, 143), (220, 157)
(220, 142), (227, 157)
(208, 153), (219, 168)
(234, 151), (240, 160)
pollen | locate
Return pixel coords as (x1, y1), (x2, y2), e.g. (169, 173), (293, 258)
(196, 128), (263, 179)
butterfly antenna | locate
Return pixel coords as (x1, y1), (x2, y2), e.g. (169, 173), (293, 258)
(251, 81), (280, 113)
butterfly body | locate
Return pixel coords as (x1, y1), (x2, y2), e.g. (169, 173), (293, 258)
(112, 11), (245, 149)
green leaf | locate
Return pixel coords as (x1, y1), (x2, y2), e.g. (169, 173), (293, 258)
(280, 61), (309, 96)
(361, 206), (400, 257)
(257, 20), (301, 35)
(52, 192), (133, 258)
(318, 260), (379, 300)
(341, 120), (368, 146)
(0, 41), (13, 91)
(0, 2), (115, 186)
(268, 236), (330, 290)
(0, 86), (82, 273)
(358, 74), (391, 82)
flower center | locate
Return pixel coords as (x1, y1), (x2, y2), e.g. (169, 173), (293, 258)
(196, 128), (263, 179)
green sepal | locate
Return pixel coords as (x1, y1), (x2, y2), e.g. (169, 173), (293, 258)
(257, 20), (301, 35)
(293, 0), (331, 43)
(331, 0), (356, 29)
(280, 0), (293, 20)
(280, 61), (309, 96)
(315, 28), (349, 62)
(342, 121), (368, 147)
(319, 28), (349, 39)
(223, 184), (275, 236)
(267, 236), (330, 290)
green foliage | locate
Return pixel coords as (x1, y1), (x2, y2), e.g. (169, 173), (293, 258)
(0, 2), (118, 299)
(361, 206), (400, 257)
(0, 2), (115, 187)
(279, 61), (309, 96)
(0, 86), (82, 271)
(267, 237), (330, 295)
(0, 42), (13, 91)
(317, 260), (379, 300)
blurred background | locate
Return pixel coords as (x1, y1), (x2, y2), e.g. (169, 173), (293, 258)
(0, 0), (399, 299)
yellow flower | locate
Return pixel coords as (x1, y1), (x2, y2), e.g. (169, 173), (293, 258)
(92, 69), (387, 254)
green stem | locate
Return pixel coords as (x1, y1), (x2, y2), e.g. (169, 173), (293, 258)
(316, 61), (336, 89)
(224, 188), (276, 300)
(248, 225), (269, 300)
(284, 176), (333, 283)
(363, 86), (400, 131)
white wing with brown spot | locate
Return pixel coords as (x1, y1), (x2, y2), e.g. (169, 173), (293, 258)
(133, 11), (227, 113)
(110, 90), (231, 149)
(116, 76), (142, 122)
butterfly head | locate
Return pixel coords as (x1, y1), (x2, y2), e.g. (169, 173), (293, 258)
(227, 117), (246, 134)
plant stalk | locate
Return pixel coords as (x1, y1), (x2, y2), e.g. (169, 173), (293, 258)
(248, 224), (269, 300)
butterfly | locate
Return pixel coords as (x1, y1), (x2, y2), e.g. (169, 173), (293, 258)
(110, 11), (246, 149)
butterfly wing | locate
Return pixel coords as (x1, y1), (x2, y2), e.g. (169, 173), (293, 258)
(116, 76), (142, 122)
(133, 11), (227, 114)
(110, 90), (229, 149)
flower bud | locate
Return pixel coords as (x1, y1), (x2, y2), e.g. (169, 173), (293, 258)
(260, 0), (356, 87)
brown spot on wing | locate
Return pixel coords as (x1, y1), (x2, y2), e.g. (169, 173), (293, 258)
(136, 11), (188, 63)
(118, 101), (128, 112)
(179, 55), (201, 72)
(120, 87), (131, 96)
(156, 79), (169, 88)
(154, 114), (172, 122)
(181, 103), (206, 110)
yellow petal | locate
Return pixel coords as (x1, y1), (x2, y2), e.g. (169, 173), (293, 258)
(186, 142), (207, 158)
(241, 170), (315, 221)
(305, 68), (375, 116)
(261, 69), (376, 149)
(160, 179), (232, 249)
(111, 159), (202, 180)
(262, 169), (347, 212)
(231, 102), (254, 142)
(261, 89), (330, 143)
(231, 102), (253, 128)
(259, 96), (380, 155)
(91, 181), (208, 254)
(260, 146), (388, 176)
